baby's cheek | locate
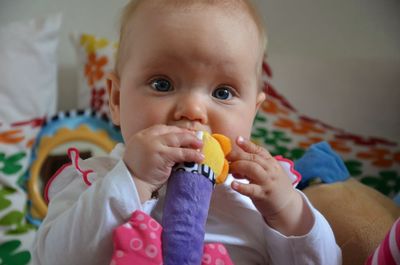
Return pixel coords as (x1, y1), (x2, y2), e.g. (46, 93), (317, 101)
(215, 122), (250, 142)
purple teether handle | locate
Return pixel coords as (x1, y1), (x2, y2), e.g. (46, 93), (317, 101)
(161, 170), (213, 265)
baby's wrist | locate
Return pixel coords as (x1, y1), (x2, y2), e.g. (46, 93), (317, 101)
(132, 177), (154, 203)
(122, 157), (158, 201)
(264, 192), (313, 236)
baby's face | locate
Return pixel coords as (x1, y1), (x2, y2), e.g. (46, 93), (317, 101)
(111, 3), (265, 143)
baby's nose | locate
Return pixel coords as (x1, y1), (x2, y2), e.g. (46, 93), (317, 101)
(173, 93), (207, 123)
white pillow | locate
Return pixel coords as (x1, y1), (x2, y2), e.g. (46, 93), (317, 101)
(0, 14), (62, 123)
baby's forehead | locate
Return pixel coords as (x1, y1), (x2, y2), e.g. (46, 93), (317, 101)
(116, 0), (266, 76)
(134, 0), (253, 11)
(129, 0), (261, 25)
(124, 0), (264, 38)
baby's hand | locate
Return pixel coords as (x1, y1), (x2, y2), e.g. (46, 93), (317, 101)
(228, 136), (313, 236)
(123, 125), (204, 202)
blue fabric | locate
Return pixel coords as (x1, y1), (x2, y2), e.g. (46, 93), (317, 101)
(393, 192), (400, 206)
(295, 141), (350, 190)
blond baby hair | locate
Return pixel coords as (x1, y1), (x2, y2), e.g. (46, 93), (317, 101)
(115, 0), (268, 86)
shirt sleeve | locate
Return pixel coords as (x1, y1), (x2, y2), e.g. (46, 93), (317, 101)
(31, 159), (142, 265)
(263, 190), (342, 265)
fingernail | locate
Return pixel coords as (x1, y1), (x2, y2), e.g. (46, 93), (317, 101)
(237, 136), (245, 144)
(231, 181), (239, 190)
(199, 153), (205, 161)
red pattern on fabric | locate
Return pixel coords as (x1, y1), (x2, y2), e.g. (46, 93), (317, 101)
(264, 83), (296, 112)
(11, 117), (45, 128)
(379, 229), (396, 265)
(91, 87), (106, 111)
(299, 115), (341, 131)
(357, 148), (397, 168)
(111, 210), (234, 265)
(365, 218), (400, 265)
(274, 117), (326, 135)
(260, 98), (290, 115)
(66, 148), (95, 186)
(335, 133), (397, 147)
(262, 61), (272, 78)
(44, 147), (95, 203)
(275, 155), (302, 186)
(396, 219), (400, 251)
(44, 163), (72, 203)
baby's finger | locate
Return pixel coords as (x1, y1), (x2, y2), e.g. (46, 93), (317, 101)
(236, 136), (272, 160)
(168, 147), (204, 164)
(229, 160), (267, 184)
(228, 149), (266, 163)
(228, 148), (275, 174)
(162, 132), (203, 149)
(145, 124), (195, 136)
(231, 181), (263, 200)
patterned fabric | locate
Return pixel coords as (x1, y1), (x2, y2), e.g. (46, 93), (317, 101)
(173, 162), (217, 185)
(70, 33), (118, 118)
(253, 62), (400, 197)
(365, 217), (400, 265)
(0, 118), (44, 265)
(111, 210), (234, 265)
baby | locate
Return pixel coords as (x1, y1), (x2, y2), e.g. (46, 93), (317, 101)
(32, 0), (342, 264)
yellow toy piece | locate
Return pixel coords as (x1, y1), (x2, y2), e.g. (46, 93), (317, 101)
(198, 131), (231, 184)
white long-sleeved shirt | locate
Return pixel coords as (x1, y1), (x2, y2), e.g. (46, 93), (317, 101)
(31, 144), (341, 265)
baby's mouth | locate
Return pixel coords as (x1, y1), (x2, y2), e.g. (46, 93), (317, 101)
(172, 122), (210, 133)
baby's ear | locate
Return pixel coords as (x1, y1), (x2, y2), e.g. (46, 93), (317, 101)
(255, 91), (266, 111)
(106, 72), (121, 126)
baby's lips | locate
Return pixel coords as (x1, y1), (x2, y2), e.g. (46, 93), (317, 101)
(170, 122), (211, 134)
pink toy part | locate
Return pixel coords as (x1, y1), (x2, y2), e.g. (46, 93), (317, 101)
(365, 217), (400, 265)
(111, 210), (163, 265)
(110, 210), (234, 265)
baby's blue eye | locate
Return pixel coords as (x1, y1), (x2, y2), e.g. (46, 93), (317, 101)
(212, 87), (233, 100)
(151, 78), (172, 92)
